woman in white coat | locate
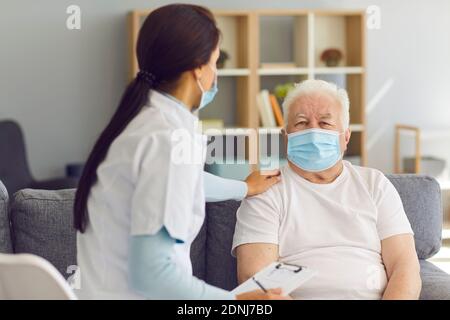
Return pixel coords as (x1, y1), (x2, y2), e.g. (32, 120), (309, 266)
(74, 4), (285, 300)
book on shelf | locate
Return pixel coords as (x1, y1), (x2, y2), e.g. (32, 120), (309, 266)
(256, 90), (276, 128)
(260, 62), (297, 69)
(269, 94), (284, 127)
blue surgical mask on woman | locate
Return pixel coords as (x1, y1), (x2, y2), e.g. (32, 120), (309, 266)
(197, 64), (218, 110)
(287, 128), (344, 172)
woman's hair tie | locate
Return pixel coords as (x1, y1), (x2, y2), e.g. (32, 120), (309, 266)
(137, 70), (157, 86)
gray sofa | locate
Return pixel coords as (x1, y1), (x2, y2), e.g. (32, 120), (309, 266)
(0, 175), (449, 299)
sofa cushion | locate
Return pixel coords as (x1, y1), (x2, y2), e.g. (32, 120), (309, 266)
(386, 175), (442, 259)
(0, 180), (13, 253)
(190, 218), (207, 280)
(8, 188), (208, 282)
(10, 189), (77, 278)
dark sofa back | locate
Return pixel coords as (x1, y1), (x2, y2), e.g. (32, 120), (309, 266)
(0, 180), (12, 253)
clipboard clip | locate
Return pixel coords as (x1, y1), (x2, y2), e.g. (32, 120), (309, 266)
(275, 263), (303, 273)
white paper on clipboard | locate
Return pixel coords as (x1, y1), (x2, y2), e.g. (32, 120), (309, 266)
(231, 262), (317, 296)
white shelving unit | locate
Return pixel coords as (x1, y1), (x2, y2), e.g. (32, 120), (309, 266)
(218, 68), (251, 77)
(203, 127), (254, 136)
(129, 9), (366, 168)
(314, 67), (364, 74)
(258, 68), (309, 76)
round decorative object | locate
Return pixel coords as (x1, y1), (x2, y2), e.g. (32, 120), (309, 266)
(217, 50), (230, 69)
(320, 48), (343, 67)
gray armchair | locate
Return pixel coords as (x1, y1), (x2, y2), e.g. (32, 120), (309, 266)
(0, 120), (78, 195)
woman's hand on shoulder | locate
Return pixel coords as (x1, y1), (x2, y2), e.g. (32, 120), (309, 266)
(245, 170), (281, 197)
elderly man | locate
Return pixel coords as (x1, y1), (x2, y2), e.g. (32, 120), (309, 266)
(232, 79), (421, 300)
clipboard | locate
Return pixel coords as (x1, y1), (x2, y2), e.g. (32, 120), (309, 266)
(231, 262), (317, 296)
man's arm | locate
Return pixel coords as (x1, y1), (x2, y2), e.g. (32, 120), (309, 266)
(235, 243), (279, 284)
(381, 234), (421, 300)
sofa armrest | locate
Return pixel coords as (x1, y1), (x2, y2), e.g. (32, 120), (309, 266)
(419, 260), (450, 300)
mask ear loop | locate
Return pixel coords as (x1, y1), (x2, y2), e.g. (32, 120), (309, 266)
(197, 64), (217, 93)
(209, 64), (218, 88)
(196, 74), (205, 93)
(337, 130), (348, 160)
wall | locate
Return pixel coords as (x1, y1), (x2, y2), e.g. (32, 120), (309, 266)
(1, 0), (449, 179)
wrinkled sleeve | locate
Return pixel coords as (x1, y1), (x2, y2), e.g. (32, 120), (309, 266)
(231, 189), (281, 257)
(375, 176), (414, 240)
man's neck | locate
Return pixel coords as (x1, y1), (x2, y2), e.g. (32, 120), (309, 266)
(288, 161), (344, 184)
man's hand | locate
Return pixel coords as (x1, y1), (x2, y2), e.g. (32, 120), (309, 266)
(236, 288), (292, 300)
(381, 234), (421, 299)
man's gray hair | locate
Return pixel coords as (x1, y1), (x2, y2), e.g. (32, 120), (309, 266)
(282, 79), (350, 129)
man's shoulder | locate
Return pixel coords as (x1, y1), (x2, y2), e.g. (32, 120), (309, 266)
(244, 165), (296, 206)
(241, 182), (282, 205)
(344, 160), (390, 189)
(238, 169), (287, 211)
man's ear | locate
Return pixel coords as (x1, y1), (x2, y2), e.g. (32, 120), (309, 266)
(345, 128), (351, 143)
(343, 128), (351, 152)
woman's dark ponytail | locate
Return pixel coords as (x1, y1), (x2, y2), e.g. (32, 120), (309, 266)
(74, 4), (220, 232)
(74, 77), (153, 232)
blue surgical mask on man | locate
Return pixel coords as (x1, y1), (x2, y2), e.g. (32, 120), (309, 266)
(287, 128), (344, 172)
(197, 64), (218, 110)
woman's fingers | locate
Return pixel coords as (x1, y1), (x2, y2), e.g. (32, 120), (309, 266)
(260, 169), (280, 177)
(245, 170), (281, 197)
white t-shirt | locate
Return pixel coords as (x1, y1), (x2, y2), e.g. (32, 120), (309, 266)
(76, 90), (206, 299)
(232, 161), (414, 300)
